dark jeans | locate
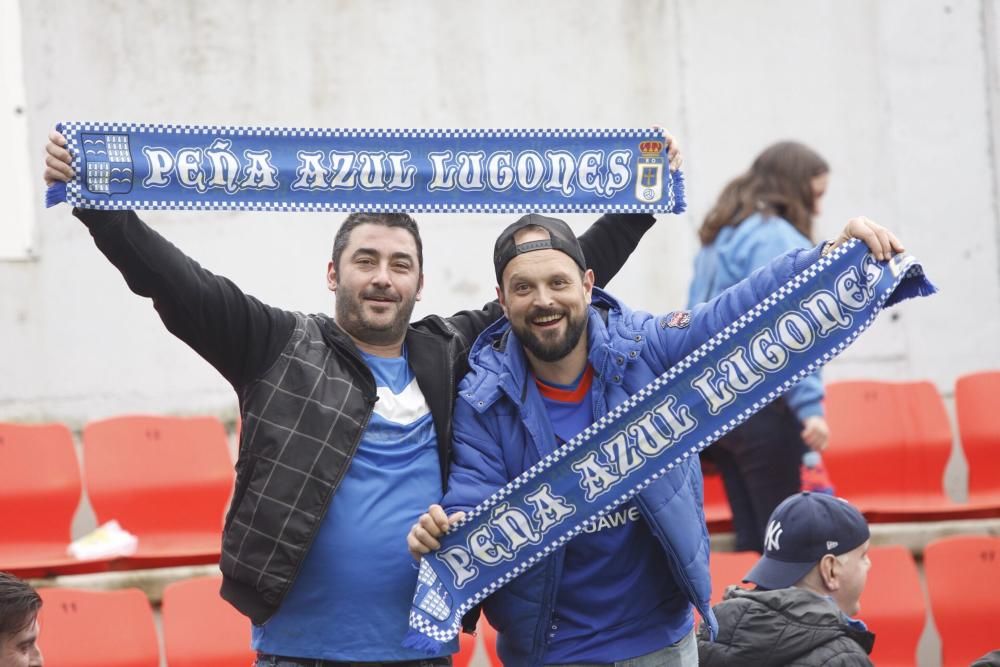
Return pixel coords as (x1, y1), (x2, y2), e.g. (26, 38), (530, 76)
(711, 400), (807, 553)
(255, 656), (451, 667)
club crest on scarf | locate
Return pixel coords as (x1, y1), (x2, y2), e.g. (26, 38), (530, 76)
(82, 133), (133, 195)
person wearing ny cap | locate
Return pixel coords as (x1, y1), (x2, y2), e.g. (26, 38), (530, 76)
(409, 211), (902, 666)
(697, 492), (876, 666)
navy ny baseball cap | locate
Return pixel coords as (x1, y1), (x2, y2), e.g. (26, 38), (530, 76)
(493, 214), (586, 284)
(744, 492), (870, 590)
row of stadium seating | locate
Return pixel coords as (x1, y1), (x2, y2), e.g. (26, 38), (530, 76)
(704, 372), (1000, 529)
(31, 535), (999, 666)
(710, 536), (1000, 667)
(0, 415), (234, 577)
(34, 575), (501, 667)
(3, 372), (998, 577)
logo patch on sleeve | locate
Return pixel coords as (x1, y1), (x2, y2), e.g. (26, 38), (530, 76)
(661, 311), (691, 329)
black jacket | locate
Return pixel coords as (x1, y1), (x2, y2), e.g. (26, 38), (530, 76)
(75, 208), (654, 623)
(698, 587), (875, 667)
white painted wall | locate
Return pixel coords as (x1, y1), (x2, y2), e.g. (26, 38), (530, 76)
(3, 0), (998, 426)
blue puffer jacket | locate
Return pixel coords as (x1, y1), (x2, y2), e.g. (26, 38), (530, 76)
(442, 244), (822, 667)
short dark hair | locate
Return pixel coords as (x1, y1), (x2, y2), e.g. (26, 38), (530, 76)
(0, 572), (41, 639)
(331, 213), (423, 271)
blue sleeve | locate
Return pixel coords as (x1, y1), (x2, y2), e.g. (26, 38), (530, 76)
(785, 372), (825, 421)
(646, 244), (825, 372)
(442, 398), (509, 515)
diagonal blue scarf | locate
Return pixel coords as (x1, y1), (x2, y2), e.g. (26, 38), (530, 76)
(403, 241), (935, 653)
(45, 123), (684, 214)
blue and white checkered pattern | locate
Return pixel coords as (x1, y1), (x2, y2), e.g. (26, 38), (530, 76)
(53, 122), (686, 214)
(406, 240), (934, 648)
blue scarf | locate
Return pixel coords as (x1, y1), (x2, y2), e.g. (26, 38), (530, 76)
(404, 241), (935, 652)
(45, 122), (683, 214)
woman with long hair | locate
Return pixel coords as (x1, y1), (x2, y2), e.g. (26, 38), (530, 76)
(688, 141), (833, 553)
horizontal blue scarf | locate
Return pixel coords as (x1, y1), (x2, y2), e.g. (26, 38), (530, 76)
(45, 123), (683, 214)
(404, 241), (935, 652)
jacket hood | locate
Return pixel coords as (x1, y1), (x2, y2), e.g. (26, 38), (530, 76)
(460, 287), (630, 412)
(702, 587), (874, 665)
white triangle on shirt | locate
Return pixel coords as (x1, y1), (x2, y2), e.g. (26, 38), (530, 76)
(374, 377), (431, 426)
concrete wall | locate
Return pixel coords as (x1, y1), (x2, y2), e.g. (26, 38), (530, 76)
(3, 0), (999, 426)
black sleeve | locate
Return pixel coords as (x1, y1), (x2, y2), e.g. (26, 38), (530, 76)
(577, 213), (656, 287)
(442, 212), (656, 348)
(73, 208), (295, 389)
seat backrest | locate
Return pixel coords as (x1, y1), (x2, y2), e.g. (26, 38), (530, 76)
(37, 587), (159, 666)
(955, 371), (1000, 500)
(708, 551), (758, 606)
(0, 422), (81, 544)
(480, 619), (500, 667)
(701, 468), (733, 526)
(823, 381), (951, 503)
(924, 535), (1000, 666)
(860, 545), (926, 666)
(81, 415), (234, 535)
(162, 576), (254, 666)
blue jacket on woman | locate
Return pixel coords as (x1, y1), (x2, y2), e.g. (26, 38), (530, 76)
(687, 212), (824, 420)
(442, 243), (823, 667)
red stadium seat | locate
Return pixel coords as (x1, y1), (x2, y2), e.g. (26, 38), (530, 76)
(480, 618), (500, 667)
(37, 587), (159, 666)
(454, 625), (476, 667)
(860, 545), (926, 666)
(0, 422), (109, 577)
(924, 535), (1000, 666)
(162, 576), (254, 666)
(708, 551), (757, 606)
(955, 371), (1000, 513)
(701, 465), (733, 532)
(822, 381), (968, 521)
(82, 415), (235, 568)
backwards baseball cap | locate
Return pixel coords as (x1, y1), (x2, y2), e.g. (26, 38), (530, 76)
(744, 492), (870, 590)
(493, 214), (587, 284)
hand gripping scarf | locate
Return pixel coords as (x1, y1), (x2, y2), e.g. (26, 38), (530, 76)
(45, 123), (683, 214)
(403, 241), (935, 653)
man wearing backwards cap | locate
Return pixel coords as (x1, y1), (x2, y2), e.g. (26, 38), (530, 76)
(698, 492), (876, 665)
(409, 214), (901, 666)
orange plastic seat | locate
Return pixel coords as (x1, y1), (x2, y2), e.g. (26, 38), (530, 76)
(37, 587), (159, 666)
(82, 415), (235, 568)
(162, 576), (254, 666)
(0, 422), (109, 577)
(924, 535), (1000, 666)
(859, 545), (926, 666)
(701, 464), (733, 532)
(480, 618), (500, 667)
(708, 551), (757, 606)
(955, 371), (1000, 513)
(822, 381), (963, 520)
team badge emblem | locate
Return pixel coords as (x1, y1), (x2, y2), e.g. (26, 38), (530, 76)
(82, 133), (134, 196)
(634, 140), (664, 204)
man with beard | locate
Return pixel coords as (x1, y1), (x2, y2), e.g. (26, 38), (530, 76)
(408, 214), (902, 667)
(43, 130), (678, 665)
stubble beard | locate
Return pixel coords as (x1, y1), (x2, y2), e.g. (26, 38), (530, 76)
(335, 289), (417, 347)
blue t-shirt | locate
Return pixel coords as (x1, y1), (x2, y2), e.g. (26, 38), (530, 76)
(537, 367), (693, 664)
(252, 349), (455, 660)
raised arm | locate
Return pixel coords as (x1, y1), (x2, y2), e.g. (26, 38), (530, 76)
(646, 217), (904, 372)
(45, 130), (293, 388)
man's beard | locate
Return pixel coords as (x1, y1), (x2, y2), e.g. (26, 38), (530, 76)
(335, 287), (417, 347)
(511, 306), (588, 363)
